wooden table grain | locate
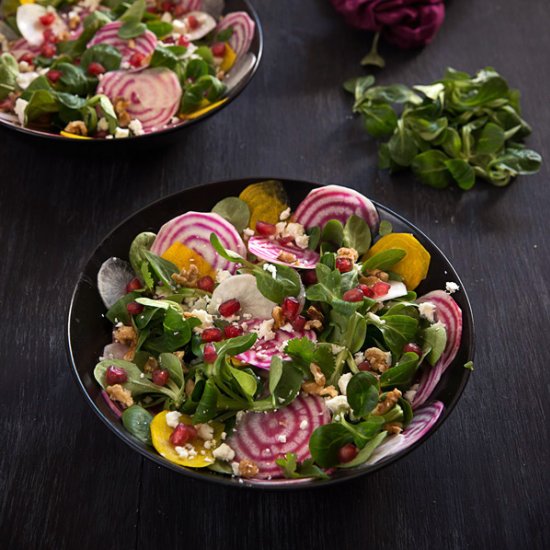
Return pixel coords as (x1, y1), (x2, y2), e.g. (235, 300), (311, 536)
(1, 1), (548, 548)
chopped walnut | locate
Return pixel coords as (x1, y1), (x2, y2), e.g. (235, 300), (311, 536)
(238, 459), (259, 478)
(337, 247), (359, 262)
(304, 319), (323, 331)
(113, 325), (137, 347)
(143, 356), (159, 373)
(106, 384), (134, 408)
(306, 305), (324, 322)
(365, 347), (392, 373)
(171, 264), (200, 287)
(271, 306), (285, 330)
(384, 422), (403, 435)
(301, 381), (338, 398)
(58, 31), (70, 41)
(277, 250), (297, 263)
(364, 268), (390, 282)
(373, 388), (402, 416)
(360, 275), (380, 287)
(123, 347), (136, 362)
(63, 121), (88, 136)
(185, 378), (195, 397)
(68, 14), (81, 30)
(309, 363), (326, 386)
(114, 96), (131, 128)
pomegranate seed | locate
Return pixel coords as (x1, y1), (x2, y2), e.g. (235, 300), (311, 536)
(197, 275), (214, 293)
(302, 270), (317, 285)
(224, 325), (243, 338)
(173, 5), (188, 16)
(41, 43), (57, 58)
(127, 301), (144, 315)
(278, 236), (294, 245)
(292, 315), (306, 331)
(19, 53), (34, 64)
(211, 42), (226, 57)
(403, 342), (422, 356)
(372, 281), (391, 297)
(187, 14), (199, 29)
(357, 361), (372, 372)
(177, 35), (190, 47)
(282, 296), (300, 320)
(337, 443), (359, 463)
(358, 283), (375, 298)
(201, 327), (223, 343)
(105, 365), (128, 385)
(218, 299), (241, 317)
(161, 1), (173, 12)
(129, 52), (145, 68)
(126, 277), (142, 293)
(87, 61), (106, 76)
(170, 423), (197, 446)
(256, 221), (277, 236)
(343, 288), (364, 302)
(39, 12), (56, 26)
(336, 257), (353, 273)
(152, 369), (170, 386)
(203, 343), (218, 363)
(43, 28), (57, 43)
(46, 69), (62, 83)
(146, 7), (157, 13)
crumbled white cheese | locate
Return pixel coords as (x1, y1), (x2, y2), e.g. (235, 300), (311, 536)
(175, 446), (189, 459)
(120, 61), (130, 70)
(331, 344), (344, 355)
(97, 117), (109, 132)
(14, 98), (28, 126)
(445, 281), (460, 294)
(128, 118), (144, 136)
(279, 323), (294, 333)
(418, 301), (437, 323)
(115, 127), (130, 139)
(338, 373), (353, 396)
(16, 71), (39, 90)
(221, 432), (227, 440)
(189, 309), (214, 332)
(236, 411), (245, 423)
(295, 234), (309, 249)
(404, 383), (419, 403)
(161, 11), (173, 22)
(299, 419), (309, 430)
(165, 411), (182, 428)
(277, 434), (287, 443)
(243, 227), (254, 239)
(203, 440), (212, 450)
(275, 221), (286, 235)
(18, 61), (31, 72)
(279, 207), (291, 221)
(253, 318), (275, 341)
(354, 351), (365, 365)
(196, 423), (214, 441)
(262, 263), (277, 279)
(231, 461), (240, 476)
(212, 443), (235, 462)
(325, 395), (350, 414)
(216, 270), (231, 283)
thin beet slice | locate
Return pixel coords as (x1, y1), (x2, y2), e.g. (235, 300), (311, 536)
(215, 11), (255, 58)
(247, 236), (319, 269)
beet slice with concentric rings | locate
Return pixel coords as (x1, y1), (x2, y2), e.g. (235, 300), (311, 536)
(228, 394), (330, 479)
(215, 11), (255, 59)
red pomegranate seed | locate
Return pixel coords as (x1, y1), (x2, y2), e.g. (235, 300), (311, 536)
(403, 342), (422, 356)
(211, 42), (226, 57)
(302, 270), (317, 285)
(170, 423), (197, 446)
(224, 325), (243, 338)
(358, 283), (375, 298)
(372, 281), (391, 297)
(336, 257), (353, 273)
(152, 369), (170, 386)
(201, 327), (223, 342)
(46, 69), (62, 83)
(218, 299), (241, 317)
(177, 35), (190, 47)
(197, 276), (214, 293)
(105, 365), (128, 385)
(343, 288), (364, 302)
(187, 14), (199, 29)
(203, 343), (218, 363)
(357, 361), (372, 372)
(87, 61), (106, 76)
(282, 296), (300, 320)
(173, 4), (188, 16)
(19, 53), (34, 64)
(126, 277), (142, 293)
(127, 301), (144, 315)
(39, 12), (56, 26)
(278, 235), (294, 245)
(337, 443), (359, 463)
(161, 1), (173, 12)
(43, 28), (57, 43)
(292, 315), (306, 331)
(41, 42), (57, 58)
(256, 221), (277, 236)
(146, 6), (157, 13)
(129, 52), (145, 68)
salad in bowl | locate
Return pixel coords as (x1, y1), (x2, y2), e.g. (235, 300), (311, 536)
(81, 181), (473, 485)
(0, 0), (259, 139)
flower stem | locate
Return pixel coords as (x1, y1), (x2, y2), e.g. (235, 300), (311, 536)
(361, 31), (386, 68)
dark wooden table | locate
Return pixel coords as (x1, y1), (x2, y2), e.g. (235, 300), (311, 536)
(1, 0), (548, 548)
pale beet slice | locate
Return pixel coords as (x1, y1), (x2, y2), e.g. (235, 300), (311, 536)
(215, 11), (255, 58)
(97, 257), (135, 308)
(247, 236), (319, 269)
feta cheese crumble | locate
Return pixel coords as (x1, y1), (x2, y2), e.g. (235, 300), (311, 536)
(115, 127), (130, 139)
(325, 395), (350, 414)
(279, 207), (291, 220)
(299, 420), (309, 430)
(128, 118), (144, 136)
(196, 423), (214, 441)
(212, 443), (235, 462)
(262, 263), (277, 279)
(14, 98), (28, 126)
(277, 434), (287, 443)
(338, 373), (353, 396)
(445, 281), (460, 294)
(418, 301), (437, 323)
(165, 411), (182, 428)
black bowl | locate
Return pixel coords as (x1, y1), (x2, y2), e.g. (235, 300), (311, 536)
(67, 178), (475, 489)
(0, 0), (263, 145)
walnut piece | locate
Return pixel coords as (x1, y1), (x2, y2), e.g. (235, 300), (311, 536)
(143, 356), (159, 373)
(304, 319), (323, 331)
(365, 347), (392, 373)
(277, 250), (297, 263)
(373, 389), (402, 416)
(106, 384), (134, 408)
(301, 381), (338, 398)
(337, 247), (359, 262)
(114, 96), (131, 128)
(238, 459), (259, 478)
(63, 121), (88, 136)
(306, 305), (324, 322)
(309, 363), (326, 386)
(113, 325), (137, 346)
(171, 264), (200, 287)
(271, 306), (285, 330)
(384, 422), (403, 435)
(68, 14), (81, 30)
(360, 275), (380, 287)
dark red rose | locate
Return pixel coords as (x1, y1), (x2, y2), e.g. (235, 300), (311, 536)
(331, 0), (445, 49)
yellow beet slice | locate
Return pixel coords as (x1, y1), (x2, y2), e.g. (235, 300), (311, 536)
(161, 242), (216, 279)
(151, 411), (224, 468)
(182, 99), (228, 121)
(239, 180), (289, 229)
(365, 233), (431, 290)
(220, 44), (237, 72)
(60, 131), (92, 140)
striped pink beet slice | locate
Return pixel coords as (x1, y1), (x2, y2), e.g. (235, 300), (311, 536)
(215, 11), (255, 58)
(247, 236), (319, 269)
